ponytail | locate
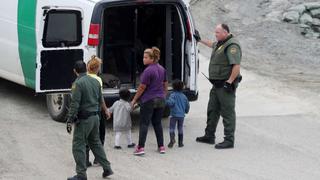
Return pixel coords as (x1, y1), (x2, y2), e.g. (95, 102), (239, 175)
(144, 47), (161, 63)
(87, 55), (102, 73)
(152, 47), (160, 62)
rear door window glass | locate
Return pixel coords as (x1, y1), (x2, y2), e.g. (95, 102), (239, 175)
(43, 10), (82, 47)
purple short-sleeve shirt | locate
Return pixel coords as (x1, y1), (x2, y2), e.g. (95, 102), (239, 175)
(140, 63), (167, 103)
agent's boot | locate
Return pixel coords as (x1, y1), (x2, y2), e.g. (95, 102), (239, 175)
(102, 168), (114, 178)
(196, 135), (215, 144)
(215, 140), (234, 149)
(178, 134), (184, 147)
(167, 133), (175, 148)
(67, 175), (87, 180)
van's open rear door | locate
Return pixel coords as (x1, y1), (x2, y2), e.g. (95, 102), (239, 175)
(36, 7), (84, 93)
(185, 8), (199, 98)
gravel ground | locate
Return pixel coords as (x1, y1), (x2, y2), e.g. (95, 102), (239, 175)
(1, 53), (320, 179)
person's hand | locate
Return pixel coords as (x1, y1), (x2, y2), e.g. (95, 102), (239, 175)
(106, 111), (112, 120)
(132, 103), (140, 110)
(194, 34), (201, 42)
(133, 103), (139, 109)
(103, 109), (109, 119)
(223, 82), (234, 93)
(194, 30), (201, 42)
(66, 121), (73, 134)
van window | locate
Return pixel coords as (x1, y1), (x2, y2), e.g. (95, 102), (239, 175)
(43, 10), (82, 47)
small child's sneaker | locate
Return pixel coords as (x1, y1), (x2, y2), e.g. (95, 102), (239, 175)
(134, 146), (145, 156)
(158, 146), (166, 154)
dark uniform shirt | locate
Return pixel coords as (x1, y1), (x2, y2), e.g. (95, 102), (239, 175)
(67, 73), (102, 121)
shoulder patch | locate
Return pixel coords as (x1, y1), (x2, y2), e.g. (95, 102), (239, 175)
(230, 47), (237, 54)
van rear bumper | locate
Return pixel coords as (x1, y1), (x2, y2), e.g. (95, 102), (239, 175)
(103, 89), (198, 107)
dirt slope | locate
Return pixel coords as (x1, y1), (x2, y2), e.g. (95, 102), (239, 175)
(191, 0), (320, 93)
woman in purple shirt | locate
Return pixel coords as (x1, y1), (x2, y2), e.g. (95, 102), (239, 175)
(131, 47), (168, 155)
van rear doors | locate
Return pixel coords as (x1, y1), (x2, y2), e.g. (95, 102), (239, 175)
(35, 6), (84, 93)
(91, 0), (198, 100)
(184, 8), (199, 98)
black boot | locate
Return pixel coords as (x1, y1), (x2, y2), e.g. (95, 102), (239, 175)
(67, 175), (87, 180)
(178, 134), (184, 147)
(167, 133), (175, 148)
(102, 168), (114, 178)
(196, 135), (215, 144)
(86, 147), (92, 167)
(215, 140), (234, 149)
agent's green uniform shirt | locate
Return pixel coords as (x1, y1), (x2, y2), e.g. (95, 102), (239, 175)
(67, 73), (102, 121)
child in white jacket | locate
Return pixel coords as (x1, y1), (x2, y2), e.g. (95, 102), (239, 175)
(109, 88), (135, 149)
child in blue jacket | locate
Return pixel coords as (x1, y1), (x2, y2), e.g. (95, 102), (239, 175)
(166, 79), (190, 148)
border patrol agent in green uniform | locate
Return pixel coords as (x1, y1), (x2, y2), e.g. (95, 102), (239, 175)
(66, 61), (113, 180)
(195, 24), (242, 149)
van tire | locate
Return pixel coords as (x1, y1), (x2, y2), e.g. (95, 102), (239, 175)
(46, 93), (70, 122)
(163, 106), (170, 118)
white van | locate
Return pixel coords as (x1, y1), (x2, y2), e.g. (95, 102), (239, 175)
(0, 0), (199, 122)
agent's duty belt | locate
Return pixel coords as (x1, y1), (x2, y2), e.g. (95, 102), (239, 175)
(209, 79), (226, 88)
(209, 75), (242, 89)
(77, 111), (99, 119)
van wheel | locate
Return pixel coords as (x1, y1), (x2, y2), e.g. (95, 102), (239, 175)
(163, 106), (170, 118)
(46, 93), (70, 122)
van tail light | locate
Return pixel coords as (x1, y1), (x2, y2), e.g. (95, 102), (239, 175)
(88, 23), (100, 46)
(186, 18), (192, 41)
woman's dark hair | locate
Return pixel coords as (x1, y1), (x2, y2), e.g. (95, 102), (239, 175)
(172, 79), (184, 92)
(119, 88), (131, 101)
(221, 24), (230, 33)
(74, 61), (87, 73)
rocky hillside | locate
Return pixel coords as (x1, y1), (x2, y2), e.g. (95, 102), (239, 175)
(283, 2), (320, 38)
(190, 0), (320, 93)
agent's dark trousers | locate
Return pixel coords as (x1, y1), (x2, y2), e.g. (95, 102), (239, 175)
(205, 87), (236, 143)
(73, 115), (111, 178)
(138, 100), (164, 148)
(86, 113), (105, 161)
